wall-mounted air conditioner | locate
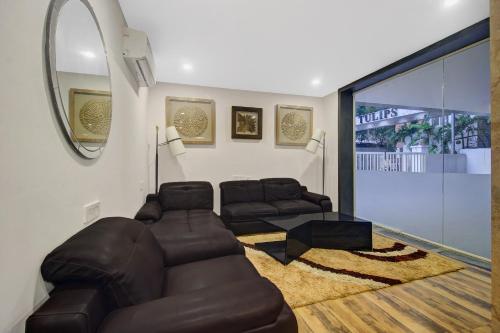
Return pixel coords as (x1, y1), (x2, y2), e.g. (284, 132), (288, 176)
(123, 28), (156, 87)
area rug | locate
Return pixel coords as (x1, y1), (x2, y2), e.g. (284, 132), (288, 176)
(237, 233), (464, 308)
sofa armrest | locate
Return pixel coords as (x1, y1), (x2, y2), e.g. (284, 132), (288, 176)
(145, 193), (159, 203)
(134, 200), (162, 224)
(302, 191), (333, 212)
(157, 229), (245, 266)
(99, 278), (287, 333)
(26, 285), (114, 333)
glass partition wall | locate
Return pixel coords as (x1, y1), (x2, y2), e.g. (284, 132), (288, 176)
(354, 40), (491, 259)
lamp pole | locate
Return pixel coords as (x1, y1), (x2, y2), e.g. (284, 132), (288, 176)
(155, 126), (159, 195)
(322, 133), (325, 195)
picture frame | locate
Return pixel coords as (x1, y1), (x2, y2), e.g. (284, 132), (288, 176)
(69, 88), (112, 143)
(166, 96), (216, 144)
(231, 106), (263, 140)
(275, 104), (313, 146)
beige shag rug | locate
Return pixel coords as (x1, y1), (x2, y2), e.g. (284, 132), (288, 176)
(238, 233), (464, 308)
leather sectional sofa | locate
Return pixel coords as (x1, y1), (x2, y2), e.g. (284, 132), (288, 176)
(26, 182), (297, 333)
(220, 178), (333, 235)
(135, 182), (245, 265)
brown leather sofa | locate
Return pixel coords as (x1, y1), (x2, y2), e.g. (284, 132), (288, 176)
(220, 178), (333, 235)
(26, 217), (297, 333)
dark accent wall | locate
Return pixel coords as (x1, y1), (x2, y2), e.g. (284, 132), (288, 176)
(337, 18), (490, 215)
(338, 90), (354, 215)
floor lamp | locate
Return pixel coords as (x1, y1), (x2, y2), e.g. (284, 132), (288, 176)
(155, 125), (186, 194)
(306, 129), (326, 194)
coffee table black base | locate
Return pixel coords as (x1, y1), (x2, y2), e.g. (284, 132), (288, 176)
(254, 241), (303, 265)
(255, 217), (373, 265)
(311, 221), (372, 251)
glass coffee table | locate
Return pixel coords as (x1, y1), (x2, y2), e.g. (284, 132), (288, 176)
(255, 212), (372, 265)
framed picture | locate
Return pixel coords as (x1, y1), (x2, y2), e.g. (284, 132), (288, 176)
(231, 106), (262, 139)
(69, 88), (112, 143)
(275, 104), (313, 146)
(166, 96), (216, 144)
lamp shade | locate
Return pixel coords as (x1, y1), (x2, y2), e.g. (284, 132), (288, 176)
(165, 126), (186, 156)
(306, 129), (325, 153)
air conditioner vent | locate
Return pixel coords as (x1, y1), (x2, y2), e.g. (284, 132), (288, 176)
(123, 28), (156, 87)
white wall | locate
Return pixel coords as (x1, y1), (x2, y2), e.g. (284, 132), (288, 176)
(322, 91), (339, 211)
(0, 1), (340, 330)
(0, 1), (148, 332)
(147, 83), (338, 213)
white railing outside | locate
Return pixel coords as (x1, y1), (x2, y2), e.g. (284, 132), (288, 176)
(356, 152), (427, 173)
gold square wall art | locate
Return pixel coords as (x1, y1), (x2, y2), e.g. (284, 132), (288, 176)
(166, 96), (216, 144)
(275, 104), (313, 145)
(232, 106), (263, 139)
(69, 88), (112, 143)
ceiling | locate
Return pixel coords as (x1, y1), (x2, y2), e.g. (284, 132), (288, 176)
(118, 0), (489, 97)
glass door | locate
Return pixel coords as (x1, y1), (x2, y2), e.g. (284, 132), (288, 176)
(354, 59), (445, 244)
(442, 41), (491, 258)
(354, 40), (491, 259)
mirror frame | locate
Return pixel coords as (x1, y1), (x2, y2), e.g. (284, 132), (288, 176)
(44, 0), (112, 159)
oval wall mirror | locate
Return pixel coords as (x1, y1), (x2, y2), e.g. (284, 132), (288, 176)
(45, 0), (112, 159)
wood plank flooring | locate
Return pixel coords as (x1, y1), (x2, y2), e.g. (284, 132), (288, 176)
(294, 266), (491, 333)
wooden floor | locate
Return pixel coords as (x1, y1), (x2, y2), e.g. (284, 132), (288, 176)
(295, 266), (491, 333)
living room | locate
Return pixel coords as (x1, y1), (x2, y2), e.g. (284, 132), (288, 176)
(0, 0), (498, 332)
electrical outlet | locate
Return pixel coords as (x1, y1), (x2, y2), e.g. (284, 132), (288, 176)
(84, 201), (100, 225)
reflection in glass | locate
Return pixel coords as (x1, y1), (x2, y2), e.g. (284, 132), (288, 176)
(46, 0), (111, 158)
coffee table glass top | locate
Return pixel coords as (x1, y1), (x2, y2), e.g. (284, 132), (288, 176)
(259, 212), (370, 231)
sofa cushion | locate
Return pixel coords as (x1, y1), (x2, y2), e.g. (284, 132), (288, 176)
(221, 202), (279, 221)
(150, 216), (191, 236)
(150, 210), (226, 247)
(220, 180), (265, 205)
(269, 199), (322, 215)
(187, 209), (226, 230)
(98, 278), (289, 333)
(41, 218), (164, 307)
(158, 230), (245, 266)
(159, 210), (192, 222)
(159, 182), (213, 211)
(153, 210), (224, 232)
(163, 255), (260, 296)
(261, 178), (302, 201)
